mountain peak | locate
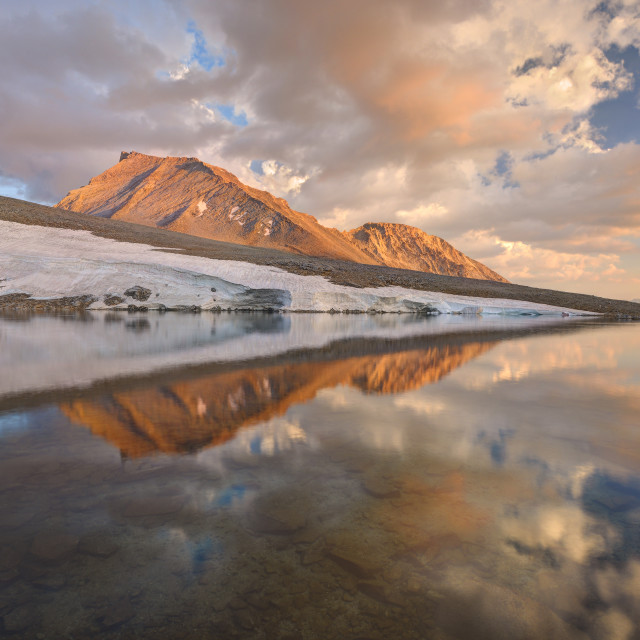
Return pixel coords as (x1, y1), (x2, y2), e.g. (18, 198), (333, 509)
(345, 222), (507, 282)
(56, 151), (507, 282)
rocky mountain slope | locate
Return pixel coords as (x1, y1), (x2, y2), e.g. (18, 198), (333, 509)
(56, 151), (507, 281)
(57, 151), (374, 265)
(345, 222), (505, 281)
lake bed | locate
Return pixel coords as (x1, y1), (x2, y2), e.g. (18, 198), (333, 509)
(1, 313), (639, 639)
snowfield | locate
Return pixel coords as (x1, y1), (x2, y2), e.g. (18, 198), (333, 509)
(0, 220), (595, 316)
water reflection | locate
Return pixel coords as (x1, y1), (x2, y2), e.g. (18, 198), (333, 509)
(61, 341), (495, 458)
(0, 311), (587, 402)
(0, 316), (639, 639)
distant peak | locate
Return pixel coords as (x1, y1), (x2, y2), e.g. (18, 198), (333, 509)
(350, 221), (435, 237)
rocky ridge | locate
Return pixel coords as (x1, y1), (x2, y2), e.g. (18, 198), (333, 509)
(345, 222), (504, 281)
(56, 151), (507, 282)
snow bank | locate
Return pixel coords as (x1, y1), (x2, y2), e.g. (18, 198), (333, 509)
(0, 221), (594, 316)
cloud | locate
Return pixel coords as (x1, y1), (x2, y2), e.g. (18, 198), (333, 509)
(1, 0), (640, 296)
(397, 203), (449, 225)
(244, 159), (311, 196)
(458, 229), (625, 283)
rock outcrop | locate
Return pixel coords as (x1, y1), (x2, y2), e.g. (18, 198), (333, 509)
(56, 151), (507, 281)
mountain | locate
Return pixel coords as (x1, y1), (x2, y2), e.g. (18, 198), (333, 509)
(56, 151), (373, 264)
(345, 222), (505, 281)
(56, 150), (507, 281)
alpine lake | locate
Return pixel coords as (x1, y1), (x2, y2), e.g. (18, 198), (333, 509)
(0, 311), (639, 640)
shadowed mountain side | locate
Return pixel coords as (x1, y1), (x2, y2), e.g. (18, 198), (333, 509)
(55, 151), (506, 281)
(61, 342), (495, 458)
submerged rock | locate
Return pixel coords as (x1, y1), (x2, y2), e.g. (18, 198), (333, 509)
(2, 605), (34, 633)
(32, 573), (66, 590)
(30, 532), (79, 562)
(324, 535), (385, 579)
(0, 544), (26, 571)
(98, 597), (135, 629)
(246, 492), (308, 534)
(357, 581), (403, 606)
(78, 534), (118, 558)
(361, 475), (400, 499)
(0, 569), (19, 585)
(119, 494), (186, 518)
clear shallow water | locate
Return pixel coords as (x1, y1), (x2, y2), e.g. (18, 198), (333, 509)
(0, 313), (639, 639)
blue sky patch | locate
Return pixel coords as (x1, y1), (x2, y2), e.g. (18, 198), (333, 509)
(250, 159), (264, 175)
(186, 21), (225, 71)
(0, 175), (27, 201)
(590, 45), (640, 148)
(214, 103), (248, 127)
(494, 150), (512, 176)
(491, 151), (519, 188)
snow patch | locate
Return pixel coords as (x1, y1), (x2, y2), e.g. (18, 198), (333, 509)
(196, 200), (207, 216)
(0, 220), (596, 317)
(228, 208), (246, 223)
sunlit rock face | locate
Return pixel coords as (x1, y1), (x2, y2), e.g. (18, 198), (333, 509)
(346, 222), (508, 282)
(56, 151), (507, 281)
(56, 151), (376, 264)
(60, 341), (495, 458)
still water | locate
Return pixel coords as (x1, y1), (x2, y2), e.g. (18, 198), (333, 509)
(0, 313), (639, 639)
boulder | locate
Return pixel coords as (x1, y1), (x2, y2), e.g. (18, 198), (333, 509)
(123, 286), (152, 302)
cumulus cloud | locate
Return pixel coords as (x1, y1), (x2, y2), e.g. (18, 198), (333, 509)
(458, 230), (625, 283)
(250, 159), (311, 196)
(1, 0), (639, 296)
(397, 203), (449, 225)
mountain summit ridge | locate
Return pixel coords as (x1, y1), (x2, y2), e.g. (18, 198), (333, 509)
(56, 151), (507, 282)
(344, 222), (504, 281)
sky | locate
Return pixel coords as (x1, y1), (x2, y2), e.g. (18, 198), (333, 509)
(1, 0), (639, 300)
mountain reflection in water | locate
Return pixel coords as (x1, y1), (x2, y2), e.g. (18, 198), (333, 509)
(61, 341), (494, 458)
(0, 315), (639, 640)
